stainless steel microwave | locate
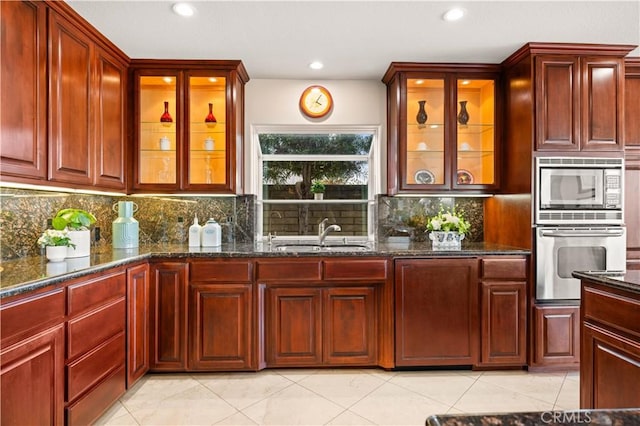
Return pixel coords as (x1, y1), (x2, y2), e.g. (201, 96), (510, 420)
(535, 157), (623, 225)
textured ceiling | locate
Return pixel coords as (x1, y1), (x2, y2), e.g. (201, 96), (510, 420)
(68, 1), (640, 80)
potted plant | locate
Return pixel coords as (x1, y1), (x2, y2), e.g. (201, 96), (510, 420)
(311, 181), (326, 200)
(37, 229), (75, 262)
(426, 207), (471, 250)
(52, 208), (96, 258)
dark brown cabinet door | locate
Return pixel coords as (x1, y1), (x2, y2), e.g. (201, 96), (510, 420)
(49, 10), (93, 185)
(127, 264), (150, 387)
(395, 258), (479, 366)
(624, 59), (640, 147)
(151, 262), (188, 370)
(532, 305), (580, 367)
(0, 0), (47, 180)
(0, 325), (65, 426)
(188, 283), (253, 370)
(323, 287), (376, 365)
(93, 46), (126, 190)
(480, 282), (526, 365)
(265, 287), (322, 366)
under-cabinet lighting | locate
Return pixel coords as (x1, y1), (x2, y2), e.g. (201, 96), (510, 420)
(163, 77), (173, 84)
(443, 7), (465, 22)
(461, 80), (471, 85)
(0, 182), (124, 197)
(208, 77), (218, 83)
(172, 2), (196, 17)
(415, 80), (425, 85)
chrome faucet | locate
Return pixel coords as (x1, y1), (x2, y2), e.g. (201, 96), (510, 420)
(318, 218), (341, 245)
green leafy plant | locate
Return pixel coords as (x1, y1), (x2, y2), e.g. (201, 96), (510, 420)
(52, 208), (96, 231)
(37, 229), (75, 248)
(310, 181), (326, 194)
(427, 207), (471, 235)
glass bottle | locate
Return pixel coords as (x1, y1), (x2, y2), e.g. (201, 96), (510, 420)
(160, 101), (173, 123)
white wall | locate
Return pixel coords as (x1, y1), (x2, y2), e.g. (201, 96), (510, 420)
(243, 79), (387, 194)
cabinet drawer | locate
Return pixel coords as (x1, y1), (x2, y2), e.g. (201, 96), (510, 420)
(68, 272), (126, 317)
(324, 259), (388, 281)
(481, 257), (527, 280)
(1, 288), (65, 344)
(190, 260), (253, 282)
(256, 260), (322, 281)
(66, 365), (125, 426)
(583, 286), (640, 336)
(67, 332), (125, 402)
(67, 298), (125, 360)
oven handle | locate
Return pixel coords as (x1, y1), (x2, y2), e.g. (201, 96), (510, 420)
(540, 229), (625, 238)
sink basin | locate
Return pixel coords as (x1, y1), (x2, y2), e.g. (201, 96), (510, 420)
(273, 243), (371, 252)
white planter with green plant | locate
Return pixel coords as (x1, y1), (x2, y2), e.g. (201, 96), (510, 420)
(311, 181), (325, 200)
(52, 208), (96, 258)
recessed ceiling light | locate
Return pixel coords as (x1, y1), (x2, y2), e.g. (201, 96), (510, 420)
(208, 77), (218, 83)
(309, 61), (324, 70)
(415, 80), (424, 85)
(163, 77), (173, 83)
(172, 2), (195, 17)
(461, 80), (471, 85)
(443, 7), (465, 22)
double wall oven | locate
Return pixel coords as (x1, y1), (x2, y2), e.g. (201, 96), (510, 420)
(534, 157), (626, 301)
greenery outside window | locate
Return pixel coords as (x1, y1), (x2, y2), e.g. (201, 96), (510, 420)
(254, 126), (380, 240)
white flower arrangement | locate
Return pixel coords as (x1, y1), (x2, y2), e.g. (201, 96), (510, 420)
(37, 229), (75, 248)
(426, 208), (471, 235)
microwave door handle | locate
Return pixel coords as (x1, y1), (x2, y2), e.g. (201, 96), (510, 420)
(540, 229), (625, 238)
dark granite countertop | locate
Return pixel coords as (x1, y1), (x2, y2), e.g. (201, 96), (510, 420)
(426, 409), (640, 425)
(572, 270), (640, 295)
(0, 240), (529, 299)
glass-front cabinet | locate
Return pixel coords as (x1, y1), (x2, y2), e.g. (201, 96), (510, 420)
(383, 63), (500, 194)
(131, 60), (249, 193)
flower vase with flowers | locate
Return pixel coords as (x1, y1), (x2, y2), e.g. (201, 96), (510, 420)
(426, 207), (471, 250)
(38, 229), (75, 262)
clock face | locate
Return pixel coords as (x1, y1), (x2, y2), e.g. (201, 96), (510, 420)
(299, 85), (333, 118)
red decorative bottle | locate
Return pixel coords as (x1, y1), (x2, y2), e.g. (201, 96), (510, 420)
(205, 102), (217, 123)
(160, 101), (173, 123)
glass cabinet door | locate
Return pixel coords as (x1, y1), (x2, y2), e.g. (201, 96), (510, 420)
(187, 74), (227, 185)
(455, 79), (495, 186)
(138, 75), (178, 185)
(405, 78), (446, 186)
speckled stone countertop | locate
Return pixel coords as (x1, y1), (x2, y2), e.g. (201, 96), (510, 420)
(572, 270), (640, 295)
(0, 240), (529, 299)
(426, 409), (640, 425)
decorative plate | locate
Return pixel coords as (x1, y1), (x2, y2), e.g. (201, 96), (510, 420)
(457, 169), (474, 184)
(414, 169), (435, 184)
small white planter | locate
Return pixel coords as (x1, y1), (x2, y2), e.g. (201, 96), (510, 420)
(429, 231), (465, 250)
(314, 193), (324, 200)
(46, 246), (67, 262)
(66, 230), (91, 258)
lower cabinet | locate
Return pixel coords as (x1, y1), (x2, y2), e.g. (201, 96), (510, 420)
(127, 263), (150, 387)
(395, 258), (479, 366)
(532, 304), (580, 368)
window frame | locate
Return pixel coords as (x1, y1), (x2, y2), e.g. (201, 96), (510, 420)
(250, 124), (382, 241)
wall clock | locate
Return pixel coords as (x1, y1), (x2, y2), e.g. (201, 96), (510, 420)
(299, 85), (333, 118)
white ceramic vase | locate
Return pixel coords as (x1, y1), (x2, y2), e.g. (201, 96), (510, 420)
(46, 246), (67, 262)
(66, 229), (91, 258)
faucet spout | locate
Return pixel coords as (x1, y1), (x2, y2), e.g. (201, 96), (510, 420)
(319, 222), (341, 245)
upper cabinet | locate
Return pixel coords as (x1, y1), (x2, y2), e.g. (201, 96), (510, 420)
(130, 60), (249, 194)
(1, 1), (128, 191)
(503, 43), (635, 153)
(383, 63), (500, 195)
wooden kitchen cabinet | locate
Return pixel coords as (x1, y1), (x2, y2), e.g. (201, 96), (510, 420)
(394, 258), (479, 366)
(131, 60), (249, 194)
(580, 278), (640, 409)
(532, 304), (580, 368)
(382, 63), (500, 194)
(127, 263), (150, 387)
(0, 288), (66, 426)
(479, 257), (528, 366)
(0, 0), (47, 181)
(258, 258), (388, 368)
(188, 260), (255, 370)
(150, 262), (189, 370)
(624, 58), (640, 269)
(65, 270), (127, 426)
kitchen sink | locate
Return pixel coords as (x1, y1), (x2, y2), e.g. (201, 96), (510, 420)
(273, 243), (370, 252)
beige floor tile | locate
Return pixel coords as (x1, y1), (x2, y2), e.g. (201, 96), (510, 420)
(214, 411), (259, 425)
(453, 380), (554, 413)
(195, 371), (294, 410)
(478, 370), (565, 404)
(120, 374), (203, 412)
(127, 382), (237, 425)
(554, 376), (580, 410)
(389, 370), (478, 406)
(349, 381), (451, 426)
(94, 401), (138, 426)
(241, 382), (344, 425)
(326, 409), (376, 425)
(297, 369), (387, 408)
(272, 368), (319, 382)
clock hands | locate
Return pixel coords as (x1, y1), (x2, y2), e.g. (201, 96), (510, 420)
(314, 95), (323, 106)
